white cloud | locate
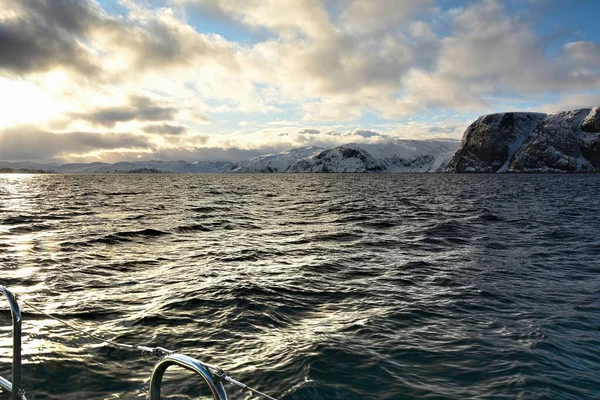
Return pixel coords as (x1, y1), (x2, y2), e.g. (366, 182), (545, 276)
(337, 0), (435, 34)
(0, 0), (599, 162)
(562, 41), (600, 65)
(389, 0), (600, 115)
(175, 0), (334, 39)
(539, 93), (600, 113)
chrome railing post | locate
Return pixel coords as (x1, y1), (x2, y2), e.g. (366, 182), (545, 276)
(0, 286), (25, 400)
(149, 353), (228, 400)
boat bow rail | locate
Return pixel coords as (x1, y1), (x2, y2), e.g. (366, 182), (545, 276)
(149, 353), (228, 400)
(0, 286), (26, 400)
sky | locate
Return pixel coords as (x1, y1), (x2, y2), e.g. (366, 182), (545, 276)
(1, 0), (599, 163)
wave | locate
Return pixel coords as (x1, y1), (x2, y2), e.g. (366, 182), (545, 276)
(83, 228), (171, 245)
(9, 223), (53, 234)
(124, 214), (145, 220)
(2, 215), (36, 224)
(116, 228), (169, 237)
(174, 223), (212, 233)
(3, 174), (600, 400)
(217, 249), (284, 262)
(104, 191), (146, 196)
(189, 206), (224, 213)
(359, 220), (398, 229)
(314, 231), (363, 242)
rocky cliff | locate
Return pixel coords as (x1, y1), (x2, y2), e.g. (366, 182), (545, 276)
(448, 107), (600, 172)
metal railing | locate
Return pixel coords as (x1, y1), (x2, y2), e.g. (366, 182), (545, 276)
(149, 353), (227, 400)
(0, 286), (26, 400)
(0, 286), (276, 399)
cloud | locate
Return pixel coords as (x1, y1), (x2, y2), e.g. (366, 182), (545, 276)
(438, 0), (567, 91)
(143, 123), (188, 135)
(561, 41), (600, 66)
(351, 129), (381, 138)
(0, 0), (102, 76)
(297, 128), (320, 135)
(1, 0), (599, 164)
(539, 92), (600, 113)
(131, 146), (281, 163)
(390, 0), (600, 115)
(69, 96), (180, 127)
(179, 1), (426, 121)
(0, 0), (238, 80)
(177, 0), (334, 39)
(229, 125), (395, 153)
(387, 119), (470, 140)
(0, 125), (150, 161)
(98, 5), (238, 72)
(337, 0), (435, 34)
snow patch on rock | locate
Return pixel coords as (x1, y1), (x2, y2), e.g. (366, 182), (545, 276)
(448, 107), (600, 173)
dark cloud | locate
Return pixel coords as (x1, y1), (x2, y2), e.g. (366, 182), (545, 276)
(0, 125), (150, 161)
(143, 123), (188, 135)
(0, 0), (236, 78)
(298, 128), (321, 135)
(352, 129), (380, 138)
(69, 96), (178, 127)
(0, 0), (102, 76)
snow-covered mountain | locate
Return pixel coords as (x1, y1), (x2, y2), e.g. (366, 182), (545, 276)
(0, 160), (59, 172)
(287, 140), (460, 173)
(0, 141), (461, 174)
(447, 107), (600, 172)
(0, 160), (237, 173)
(231, 146), (323, 172)
(59, 160), (237, 173)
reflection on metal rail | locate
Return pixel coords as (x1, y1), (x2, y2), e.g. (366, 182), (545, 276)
(0, 286), (26, 400)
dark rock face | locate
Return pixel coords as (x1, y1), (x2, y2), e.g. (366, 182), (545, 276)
(581, 107), (600, 133)
(580, 139), (600, 169)
(450, 113), (544, 172)
(447, 107), (600, 172)
(510, 110), (585, 172)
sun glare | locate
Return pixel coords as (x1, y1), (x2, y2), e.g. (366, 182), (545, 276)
(0, 78), (62, 129)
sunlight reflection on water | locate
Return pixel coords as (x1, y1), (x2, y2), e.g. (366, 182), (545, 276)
(0, 174), (599, 399)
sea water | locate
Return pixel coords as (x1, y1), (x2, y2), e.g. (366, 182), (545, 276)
(1, 173), (599, 399)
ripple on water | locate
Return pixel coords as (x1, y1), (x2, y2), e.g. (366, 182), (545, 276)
(0, 174), (599, 400)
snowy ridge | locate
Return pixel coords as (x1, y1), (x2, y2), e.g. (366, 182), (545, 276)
(231, 146), (323, 173)
(0, 160), (237, 173)
(448, 107), (600, 172)
(0, 140), (461, 174)
(288, 140), (460, 173)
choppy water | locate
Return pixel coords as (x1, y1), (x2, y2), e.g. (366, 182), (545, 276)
(1, 174), (599, 400)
